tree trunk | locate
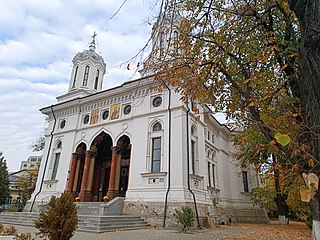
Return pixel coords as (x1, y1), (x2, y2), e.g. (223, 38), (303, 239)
(274, 168), (289, 225)
(289, 1), (320, 239)
(275, 193), (289, 225)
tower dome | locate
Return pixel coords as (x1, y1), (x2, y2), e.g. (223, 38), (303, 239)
(58, 33), (106, 103)
(69, 32), (106, 93)
(140, 0), (181, 77)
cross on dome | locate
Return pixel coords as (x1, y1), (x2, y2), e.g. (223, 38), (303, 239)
(89, 31), (97, 51)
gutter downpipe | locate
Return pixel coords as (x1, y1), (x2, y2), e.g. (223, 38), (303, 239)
(162, 81), (172, 227)
(30, 105), (57, 212)
(186, 102), (201, 229)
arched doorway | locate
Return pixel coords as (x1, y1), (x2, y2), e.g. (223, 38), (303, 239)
(91, 132), (113, 202)
(66, 142), (87, 196)
(116, 135), (131, 197)
(67, 133), (131, 202)
(107, 135), (131, 200)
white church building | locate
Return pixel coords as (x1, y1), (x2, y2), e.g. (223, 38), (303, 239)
(27, 7), (268, 226)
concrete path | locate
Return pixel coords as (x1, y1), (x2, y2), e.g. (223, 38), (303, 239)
(2, 224), (245, 240)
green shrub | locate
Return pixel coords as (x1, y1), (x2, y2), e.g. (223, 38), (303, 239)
(35, 192), (78, 240)
(8, 206), (19, 212)
(175, 206), (195, 232)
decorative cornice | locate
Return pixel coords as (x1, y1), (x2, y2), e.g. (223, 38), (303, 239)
(73, 50), (106, 68)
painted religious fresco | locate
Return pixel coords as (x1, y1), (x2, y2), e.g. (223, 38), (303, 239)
(110, 104), (120, 120)
(90, 109), (99, 124)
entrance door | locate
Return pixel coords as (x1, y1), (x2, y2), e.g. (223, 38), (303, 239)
(116, 135), (131, 198)
(87, 132), (113, 202)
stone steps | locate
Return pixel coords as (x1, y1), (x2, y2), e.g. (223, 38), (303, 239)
(76, 197), (125, 216)
(77, 215), (150, 233)
(0, 212), (150, 233)
(0, 212), (39, 226)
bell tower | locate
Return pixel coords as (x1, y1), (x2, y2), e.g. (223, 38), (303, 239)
(57, 33), (106, 103)
(140, 0), (180, 77)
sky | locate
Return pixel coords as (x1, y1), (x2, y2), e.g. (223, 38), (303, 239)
(0, 0), (160, 172)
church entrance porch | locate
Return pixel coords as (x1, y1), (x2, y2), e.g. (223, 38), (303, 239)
(66, 132), (131, 202)
(106, 135), (131, 200)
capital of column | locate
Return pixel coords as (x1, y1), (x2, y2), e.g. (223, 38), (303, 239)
(72, 152), (83, 159)
(72, 152), (85, 159)
(111, 146), (121, 154)
(85, 150), (97, 158)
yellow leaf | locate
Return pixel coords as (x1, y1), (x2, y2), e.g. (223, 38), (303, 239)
(300, 186), (311, 202)
(280, 64), (288, 71)
(282, 2), (289, 9)
(308, 159), (315, 168)
(248, 102), (255, 107)
(308, 173), (319, 195)
(302, 173), (308, 186)
(275, 133), (291, 147)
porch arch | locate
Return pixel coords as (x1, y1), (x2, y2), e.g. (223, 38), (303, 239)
(107, 135), (131, 200)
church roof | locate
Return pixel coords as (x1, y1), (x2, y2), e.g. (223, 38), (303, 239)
(72, 49), (106, 68)
(72, 32), (106, 68)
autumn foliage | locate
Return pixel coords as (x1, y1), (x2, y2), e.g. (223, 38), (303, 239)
(153, 0), (319, 225)
(35, 192), (78, 240)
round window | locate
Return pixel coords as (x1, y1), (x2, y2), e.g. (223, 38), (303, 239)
(123, 105), (131, 115)
(83, 115), (90, 124)
(152, 96), (162, 107)
(102, 110), (109, 120)
(60, 120), (66, 129)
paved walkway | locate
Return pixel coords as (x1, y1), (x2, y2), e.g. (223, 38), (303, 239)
(3, 224), (245, 240)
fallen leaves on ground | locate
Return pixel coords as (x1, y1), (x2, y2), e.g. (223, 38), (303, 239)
(217, 221), (311, 240)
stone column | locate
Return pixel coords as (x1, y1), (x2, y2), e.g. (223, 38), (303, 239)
(91, 163), (102, 202)
(72, 157), (81, 193)
(66, 153), (78, 192)
(79, 150), (94, 201)
(114, 154), (122, 193)
(86, 154), (96, 192)
(107, 146), (120, 200)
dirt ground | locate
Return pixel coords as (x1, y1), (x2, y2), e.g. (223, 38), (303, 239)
(216, 221), (311, 240)
(0, 221), (312, 240)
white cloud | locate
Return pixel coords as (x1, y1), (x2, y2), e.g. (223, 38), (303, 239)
(0, 0), (157, 171)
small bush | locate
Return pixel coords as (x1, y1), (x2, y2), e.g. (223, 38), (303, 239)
(8, 206), (19, 212)
(175, 206), (195, 232)
(0, 224), (4, 234)
(16, 232), (33, 240)
(35, 192), (78, 240)
(3, 225), (17, 235)
(0, 224), (33, 239)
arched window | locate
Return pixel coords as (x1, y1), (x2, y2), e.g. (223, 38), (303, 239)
(242, 171), (249, 192)
(207, 149), (217, 188)
(149, 121), (163, 173)
(57, 140), (62, 149)
(153, 122), (162, 132)
(94, 69), (99, 90)
(72, 66), (78, 87)
(212, 151), (216, 161)
(51, 140), (62, 180)
(83, 65), (90, 86)
(207, 149), (211, 158)
(190, 125), (198, 175)
(191, 125), (196, 136)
